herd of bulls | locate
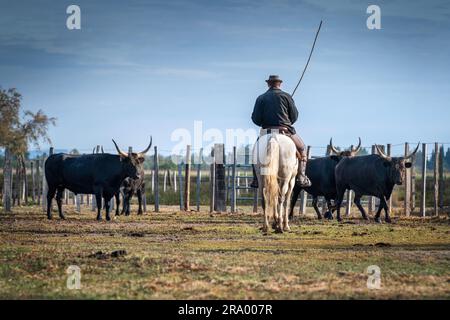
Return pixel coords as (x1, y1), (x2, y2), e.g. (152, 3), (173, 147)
(289, 138), (419, 223)
(44, 136), (419, 224)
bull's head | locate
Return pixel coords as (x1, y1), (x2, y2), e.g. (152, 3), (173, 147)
(329, 137), (362, 159)
(111, 137), (152, 180)
(375, 143), (419, 185)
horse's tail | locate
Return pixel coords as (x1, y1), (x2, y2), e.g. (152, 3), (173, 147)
(262, 136), (279, 214)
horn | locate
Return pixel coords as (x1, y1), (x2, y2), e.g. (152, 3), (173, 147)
(138, 136), (153, 157)
(375, 144), (390, 160)
(101, 146), (104, 154)
(404, 143), (420, 160)
(329, 138), (340, 155)
(351, 137), (362, 154)
(112, 139), (128, 157)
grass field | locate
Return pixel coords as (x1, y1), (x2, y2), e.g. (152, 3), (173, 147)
(0, 205), (449, 299)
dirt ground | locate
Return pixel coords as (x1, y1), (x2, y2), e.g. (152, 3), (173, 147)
(0, 205), (449, 299)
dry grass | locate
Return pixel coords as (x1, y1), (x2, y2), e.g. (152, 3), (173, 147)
(0, 205), (449, 299)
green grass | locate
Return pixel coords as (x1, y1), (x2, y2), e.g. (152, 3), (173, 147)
(0, 205), (449, 299)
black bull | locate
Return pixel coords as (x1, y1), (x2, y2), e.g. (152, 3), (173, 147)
(115, 176), (146, 216)
(289, 156), (341, 220)
(45, 138), (151, 221)
(289, 138), (361, 220)
(92, 146), (146, 216)
(334, 144), (419, 223)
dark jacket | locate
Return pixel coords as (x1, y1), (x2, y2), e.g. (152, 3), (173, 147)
(251, 88), (298, 134)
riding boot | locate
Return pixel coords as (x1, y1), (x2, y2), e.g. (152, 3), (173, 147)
(250, 164), (258, 188)
(296, 160), (311, 187)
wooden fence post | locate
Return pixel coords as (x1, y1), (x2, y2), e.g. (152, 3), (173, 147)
(386, 144), (392, 215)
(438, 145), (444, 214)
(184, 145), (191, 211)
(42, 147), (53, 211)
(154, 146), (159, 212)
(173, 170), (177, 192)
(163, 170), (167, 192)
(434, 143), (439, 216)
(2, 148), (13, 212)
(14, 161), (20, 206)
(196, 148), (202, 212)
(345, 190), (353, 217)
(209, 147), (215, 213)
(36, 159), (41, 205)
(23, 158), (28, 205)
(76, 194), (81, 213)
(30, 161), (35, 203)
(299, 146), (311, 215)
(411, 147), (416, 212)
(214, 144), (226, 212)
(150, 170), (154, 193)
(178, 163), (183, 211)
(420, 143), (427, 217)
(231, 146), (237, 213)
(404, 143), (411, 216)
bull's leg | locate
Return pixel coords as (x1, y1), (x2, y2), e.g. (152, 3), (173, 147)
(95, 192), (103, 221)
(324, 198), (334, 219)
(137, 188), (143, 215)
(115, 193), (120, 216)
(312, 197), (323, 220)
(383, 196), (392, 223)
(104, 196), (112, 221)
(335, 188), (346, 222)
(120, 192), (127, 215)
(354, 194), (369, 220)
(56, 187), (65, 219)
(46, 186), (57, 220)
(125, 192), (133, 216)
(289, 184), (301, 221)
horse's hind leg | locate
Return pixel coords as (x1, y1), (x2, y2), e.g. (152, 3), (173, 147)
(283, 177), (295, 232)
(262, 188), (270, 234)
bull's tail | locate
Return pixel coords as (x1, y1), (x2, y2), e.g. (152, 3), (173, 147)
(262, 137), (279, 218)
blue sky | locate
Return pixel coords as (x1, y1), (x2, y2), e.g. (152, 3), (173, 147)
(1, 0), (449, 157)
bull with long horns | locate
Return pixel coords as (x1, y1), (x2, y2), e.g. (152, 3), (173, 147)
(334, 143), (419, 223)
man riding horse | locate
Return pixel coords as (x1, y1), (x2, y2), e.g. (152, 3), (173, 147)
(250, 75), (311, 188)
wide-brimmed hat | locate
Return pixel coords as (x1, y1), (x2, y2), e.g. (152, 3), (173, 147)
(265, 75), (283, 83)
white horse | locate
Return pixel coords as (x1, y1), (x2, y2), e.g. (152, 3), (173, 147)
(253, 132), (298, 234)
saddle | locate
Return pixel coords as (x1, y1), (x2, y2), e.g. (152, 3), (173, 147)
(260, 126), (301, 159)
(261, 126), (291, 136)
